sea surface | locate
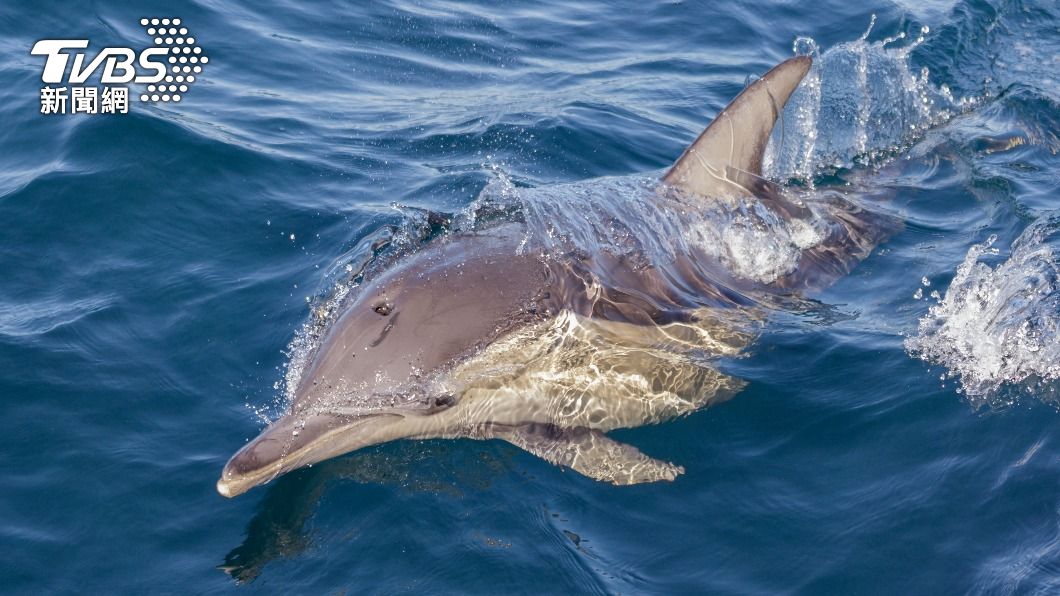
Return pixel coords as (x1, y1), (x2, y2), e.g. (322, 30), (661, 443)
(1, 0), (1058, 593)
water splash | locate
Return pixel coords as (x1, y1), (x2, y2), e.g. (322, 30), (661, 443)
(519, 173), (841, 286)
(906, 214), (1060, 406)
(765, 19), (980, 182)
(452, 163), (526, 234)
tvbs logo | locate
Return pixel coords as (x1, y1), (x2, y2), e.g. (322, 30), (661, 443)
(32, 17), (208, 115)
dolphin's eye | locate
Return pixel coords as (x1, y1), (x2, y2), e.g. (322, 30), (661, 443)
(373, 302), (392, 316)
(430, 394), (456, 411)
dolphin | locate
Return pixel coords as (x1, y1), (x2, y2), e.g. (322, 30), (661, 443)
(218, 54), (888, 497)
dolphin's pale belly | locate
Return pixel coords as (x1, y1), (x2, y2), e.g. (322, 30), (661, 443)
(439, 309), (749, 435)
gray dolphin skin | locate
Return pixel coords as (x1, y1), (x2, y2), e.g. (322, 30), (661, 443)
(218, 54), (889, 497)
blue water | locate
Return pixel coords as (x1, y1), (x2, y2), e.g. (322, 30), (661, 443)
(2, 0), (1058, 592)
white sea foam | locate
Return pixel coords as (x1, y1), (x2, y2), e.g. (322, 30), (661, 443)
(906, 214), (1060, 404)
(681, 194), (827, 284)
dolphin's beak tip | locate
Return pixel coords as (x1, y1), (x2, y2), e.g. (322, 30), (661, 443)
(216, 476), (234, 498)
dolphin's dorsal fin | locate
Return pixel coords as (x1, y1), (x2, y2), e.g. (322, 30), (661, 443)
(662, 56), (812, 198)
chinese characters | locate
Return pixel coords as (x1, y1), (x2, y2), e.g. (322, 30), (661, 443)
(40, 86), (129, 114)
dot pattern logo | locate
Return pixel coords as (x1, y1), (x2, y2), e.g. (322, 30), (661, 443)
(138, 17), (208, 103)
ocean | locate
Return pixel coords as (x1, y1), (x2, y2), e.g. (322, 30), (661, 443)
(1, 0), (1058, 592)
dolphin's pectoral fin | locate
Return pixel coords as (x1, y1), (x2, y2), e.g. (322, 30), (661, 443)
(489, 423), (683, 485)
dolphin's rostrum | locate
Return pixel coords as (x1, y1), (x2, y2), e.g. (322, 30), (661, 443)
(218, 55), (886, 497)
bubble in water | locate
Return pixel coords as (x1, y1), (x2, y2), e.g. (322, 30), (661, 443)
(793, 36), (819, 58)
